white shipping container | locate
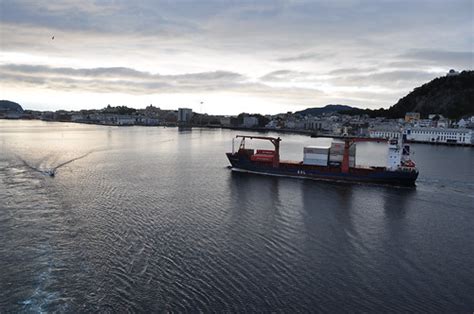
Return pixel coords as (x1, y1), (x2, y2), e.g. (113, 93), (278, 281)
(304, 153), (328, 160)
(304, 146), (330, 154)
(303, 158), (328, 166)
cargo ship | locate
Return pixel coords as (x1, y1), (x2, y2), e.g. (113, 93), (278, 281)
(226, 135), (418, 186)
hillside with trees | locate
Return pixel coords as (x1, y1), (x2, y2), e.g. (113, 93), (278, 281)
(295, 104), (355, 116)
(0, 100), (23, 112)
(340, 70), (474, 119)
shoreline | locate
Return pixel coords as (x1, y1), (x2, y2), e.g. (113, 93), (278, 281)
(1, 118), (473, 147)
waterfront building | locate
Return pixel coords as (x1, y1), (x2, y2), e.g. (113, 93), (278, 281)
(304, 117), (323, 130)
(405, 127), (473, 144)
(71, 113), (87, 122)
(284, 119), (305, 129)
(265, 120), (279, 129)
(116, 115), (136, 125)
(369, 127), (403, 139)
(414, 119), (434, 128)
(142, 118), (160, 126)
(220, 117), (231, 127)
(243, 116), (258, 128)
(178, 108), (193, 123)
(303, 117), (332, 131)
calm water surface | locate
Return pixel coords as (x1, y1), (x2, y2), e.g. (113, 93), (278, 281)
(1, 120), (473, 312)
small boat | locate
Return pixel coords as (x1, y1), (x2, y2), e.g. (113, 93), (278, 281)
(226, 135), (418, 186)
(45, 169), (55, 177)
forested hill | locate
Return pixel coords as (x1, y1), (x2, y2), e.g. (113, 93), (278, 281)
(341, 71), (474, 119)
(0, 100), (23, 112)
(389, 70), (473, 119)
(295, 104), (355, 116)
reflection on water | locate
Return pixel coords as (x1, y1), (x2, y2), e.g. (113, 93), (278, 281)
(0, 120), (473, 312)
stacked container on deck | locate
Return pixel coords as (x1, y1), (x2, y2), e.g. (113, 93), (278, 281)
(250, 149), (275, 163)
(303, 145), (330, 166)
(303, 140), (356, 168)
(329, 139), (355, 167)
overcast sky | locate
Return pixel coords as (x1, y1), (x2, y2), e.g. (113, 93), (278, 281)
(0, 0), (472, 114)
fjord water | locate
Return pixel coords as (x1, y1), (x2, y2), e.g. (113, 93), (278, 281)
(1, 120), (473, 312)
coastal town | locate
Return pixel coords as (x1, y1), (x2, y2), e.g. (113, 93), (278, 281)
(1, 100), (473, 146)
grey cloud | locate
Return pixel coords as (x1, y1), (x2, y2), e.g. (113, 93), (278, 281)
(4, 0), (469, 53)
(276, 52), (327, 62)
(258, 70), (330, 85)
(2, 1), (472, 63)
(331, 70), (443, 88)
(0, 64), (245, 83)
(0, 0), (201, 36)
(0, 63), (323, 100)
(400, 49), (473, 63)
(396, 49), (474, 69)
(1, 64), (148, 79)
(258, 68), (423, 107)
(260, 70), (312, 82)
(327, 67), (379, 76)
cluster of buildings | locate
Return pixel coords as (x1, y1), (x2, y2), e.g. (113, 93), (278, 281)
(1, 105), (194, 127)
(368, 113), (473, 145)
(68, 105), (181, 126)
(221, 110), (474, 145)
(1, 102), (473, 146)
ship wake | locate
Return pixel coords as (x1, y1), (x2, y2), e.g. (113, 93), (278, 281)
(17, 150), (99, 177)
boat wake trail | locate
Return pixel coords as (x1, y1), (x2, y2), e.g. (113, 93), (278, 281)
(17, 156), (52, 176)
(17, 149), (99, 177)
(52, 151), (93, 173)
